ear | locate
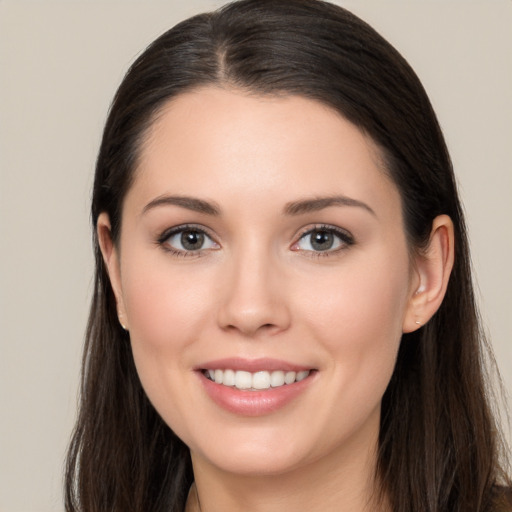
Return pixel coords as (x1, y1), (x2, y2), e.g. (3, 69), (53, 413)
(97, 212), (129, 331)
(402, 214), (455, 333)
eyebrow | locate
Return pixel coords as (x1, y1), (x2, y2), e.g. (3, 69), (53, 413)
(142, 195), (220, 216)
(283, 195), (376, 216)
(141, 194), (375, 217)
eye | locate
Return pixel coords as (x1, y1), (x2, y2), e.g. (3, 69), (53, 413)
(292, 226), (354, 253)
(159, 226), (219, 254)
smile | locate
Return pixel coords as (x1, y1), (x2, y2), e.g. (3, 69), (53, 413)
(203, 369), (311, 390)
(197, 358), (316, 415)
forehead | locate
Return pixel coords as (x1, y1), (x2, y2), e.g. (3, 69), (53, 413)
(128, 87), (400, 218)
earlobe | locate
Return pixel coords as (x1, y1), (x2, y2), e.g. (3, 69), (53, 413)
(403, 214), (455, 333)
(97, 212), (129, 330)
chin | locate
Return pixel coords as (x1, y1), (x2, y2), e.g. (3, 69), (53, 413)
(185, 422), (314, 476)
(194, 445), (308, 477)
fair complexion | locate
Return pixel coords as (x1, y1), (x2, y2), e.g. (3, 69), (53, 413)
(98, 87), (454, 512)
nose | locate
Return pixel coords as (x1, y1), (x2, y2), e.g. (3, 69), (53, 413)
(216, 245), (291, 338)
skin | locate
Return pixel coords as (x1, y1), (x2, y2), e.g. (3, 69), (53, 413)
(98, 87), (454, 512)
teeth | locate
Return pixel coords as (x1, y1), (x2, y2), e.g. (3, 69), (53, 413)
(296, 370), (309, 382)
(284, 371), (296, 385)
(204, 369), (311, 390)
(223, 369), (235, 386)
(270, 371), (285, 387)
(235, 370), (252, 389)
(252, 371), (270, 390)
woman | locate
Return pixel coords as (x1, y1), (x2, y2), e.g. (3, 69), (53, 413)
(64, 1), (511, 510)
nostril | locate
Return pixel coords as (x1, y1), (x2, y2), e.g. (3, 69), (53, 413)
(222, 321), (283, 337)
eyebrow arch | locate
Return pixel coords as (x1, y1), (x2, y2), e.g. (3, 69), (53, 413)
(284, 195), (376, 216)
(142, 195), (221, 216)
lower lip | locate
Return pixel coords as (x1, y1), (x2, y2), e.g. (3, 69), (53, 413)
(198, 371), (315, 416)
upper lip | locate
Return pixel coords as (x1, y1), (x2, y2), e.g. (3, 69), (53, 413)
(195, 357), (313, 373)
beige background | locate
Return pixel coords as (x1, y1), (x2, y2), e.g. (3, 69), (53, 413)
(1, 1), (510, 510)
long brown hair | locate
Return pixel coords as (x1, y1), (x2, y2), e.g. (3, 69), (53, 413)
(65, 1), (510, 510)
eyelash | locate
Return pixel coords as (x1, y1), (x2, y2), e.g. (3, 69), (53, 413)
(157, 224), (355, 258)
(292, 224), (355, 258)
(157, 224), (219, 258)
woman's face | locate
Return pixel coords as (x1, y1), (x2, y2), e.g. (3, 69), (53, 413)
(103, 87), (421, 477)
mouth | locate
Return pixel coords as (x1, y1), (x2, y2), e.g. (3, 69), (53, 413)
(196, 358), (317, 415)
(202, 368), (311, 391)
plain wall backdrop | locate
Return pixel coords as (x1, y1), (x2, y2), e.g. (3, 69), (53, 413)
(1, 1), (511, 510)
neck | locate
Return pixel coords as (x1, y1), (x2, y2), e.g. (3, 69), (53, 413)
(186, 431), (389, 512)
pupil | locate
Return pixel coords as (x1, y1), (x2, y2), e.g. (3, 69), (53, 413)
(311, 230), (333, 251)
(181, 230), (204, 250)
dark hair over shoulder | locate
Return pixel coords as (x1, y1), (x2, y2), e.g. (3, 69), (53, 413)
(65, 1), (511, 511)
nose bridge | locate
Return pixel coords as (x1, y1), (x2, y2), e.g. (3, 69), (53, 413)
(217, 237), (290, 336)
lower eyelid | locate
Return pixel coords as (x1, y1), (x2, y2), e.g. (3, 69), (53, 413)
(157, 224), (353, 256)
(292, 226), (354, 251)
(157, 225), (220, 253)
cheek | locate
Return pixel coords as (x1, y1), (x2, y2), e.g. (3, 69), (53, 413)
(119, 251), (217, 402)
(119, 256), (221, 440)
(122, 254), (213, 348)
(288, 253), (410, 448)
(297, 250), (410, 389)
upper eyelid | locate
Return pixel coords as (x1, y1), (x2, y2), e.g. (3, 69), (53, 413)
(158, 223), (217, 243)
(289, 225), (355, 257)
(295, 224), (354, 241)
(156, 223), (354, 249)
(157, 225), (220, 258)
